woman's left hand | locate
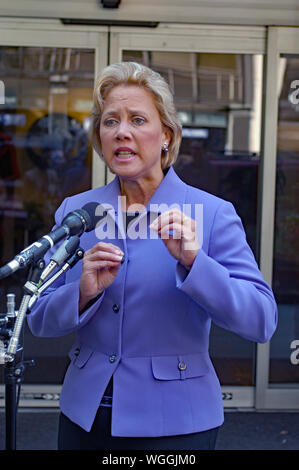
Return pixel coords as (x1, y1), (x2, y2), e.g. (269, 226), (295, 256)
(149, 209), (200, 270)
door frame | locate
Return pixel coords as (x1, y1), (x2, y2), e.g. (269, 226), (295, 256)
(255, 26), (299, 410)
(0, 18), (108, 408)
(109, 23), (299, 410)
(0, 18), (108, 189)
(109, 22), (267, 409)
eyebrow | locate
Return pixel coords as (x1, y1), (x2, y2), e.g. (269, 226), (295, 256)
(102, 109), (149, 118)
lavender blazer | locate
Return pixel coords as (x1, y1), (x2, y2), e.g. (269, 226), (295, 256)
(27, 167), (277, 436)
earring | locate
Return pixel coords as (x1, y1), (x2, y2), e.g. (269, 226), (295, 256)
(162, 142), (169, 153)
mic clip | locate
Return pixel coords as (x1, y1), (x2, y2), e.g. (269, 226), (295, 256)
(22, 259), (45, 297)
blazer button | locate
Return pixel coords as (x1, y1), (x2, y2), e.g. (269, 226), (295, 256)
(178, 361), (187, 371)
(109, 354), (117, 363)
(112, 304), (120, 313)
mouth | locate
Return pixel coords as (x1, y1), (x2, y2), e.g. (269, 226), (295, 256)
(114, 148), (137, 161)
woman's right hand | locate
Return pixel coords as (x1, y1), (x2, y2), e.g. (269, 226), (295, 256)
(79, 242), (124, 313)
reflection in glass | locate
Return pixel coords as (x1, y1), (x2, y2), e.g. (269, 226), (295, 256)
(123, 50), (264, 385)
(269, 54), (299, 386)
(0, 46), (94, 384)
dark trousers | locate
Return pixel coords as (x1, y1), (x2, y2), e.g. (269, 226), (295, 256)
(58, 406), (219, 450)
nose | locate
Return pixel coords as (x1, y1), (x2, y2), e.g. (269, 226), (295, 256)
(115, 120), (131, 140)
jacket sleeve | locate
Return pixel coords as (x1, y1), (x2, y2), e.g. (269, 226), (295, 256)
(27, 198), (105, 338)
(176, 199), (278, 343)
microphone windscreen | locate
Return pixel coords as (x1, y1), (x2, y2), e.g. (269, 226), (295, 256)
(81, 202), (107, 231)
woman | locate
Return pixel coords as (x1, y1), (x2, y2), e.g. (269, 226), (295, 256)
(27, 62), (277, 450)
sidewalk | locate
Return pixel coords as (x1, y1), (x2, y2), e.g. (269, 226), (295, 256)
(0, 409), (298, 450)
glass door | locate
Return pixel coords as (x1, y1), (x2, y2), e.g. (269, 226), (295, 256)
(0, 20), (108, 406)
(256, 27), (299, 409)
(110, 24), (267, 408)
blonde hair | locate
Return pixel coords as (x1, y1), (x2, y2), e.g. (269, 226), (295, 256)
(90, 61), (182, 169)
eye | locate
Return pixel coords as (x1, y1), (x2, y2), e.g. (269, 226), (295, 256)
(103, 118), (118, 127)
(132, 116), (146, 125)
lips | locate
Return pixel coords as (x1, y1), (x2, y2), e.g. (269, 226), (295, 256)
(114, 147), (137, 160)
(115, 147), (136, 156)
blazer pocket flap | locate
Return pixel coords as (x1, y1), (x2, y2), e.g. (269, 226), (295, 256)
(68, 344), (93, 368)
(151, 352), (210, 380)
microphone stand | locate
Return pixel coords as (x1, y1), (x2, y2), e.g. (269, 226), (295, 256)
(0, 259), (44, 450)
(0, 247), (84, 450)
(0, 293), (19, 451)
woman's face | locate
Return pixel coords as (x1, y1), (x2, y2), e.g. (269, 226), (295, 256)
(99, 84), (169, 182)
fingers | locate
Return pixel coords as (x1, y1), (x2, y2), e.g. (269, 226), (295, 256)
(149, 209), (195, 239)
(158, 222), (194, 240)
(83, 242), (124, 270)
(87, 242), (124, 257)
(83, 259), (121, 270)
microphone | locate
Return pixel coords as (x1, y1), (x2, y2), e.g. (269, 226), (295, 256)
(27, 247), (85, 311)
(0, 202), (100, 280)
(39, 235), (80, 283)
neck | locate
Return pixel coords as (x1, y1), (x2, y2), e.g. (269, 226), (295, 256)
(119, 172), (164, 211)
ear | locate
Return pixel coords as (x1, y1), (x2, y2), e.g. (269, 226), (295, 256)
(162, 126), (171, 148)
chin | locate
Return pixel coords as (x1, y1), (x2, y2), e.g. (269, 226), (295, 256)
(113, 164), (141, 179)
